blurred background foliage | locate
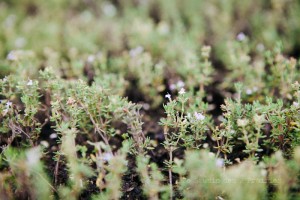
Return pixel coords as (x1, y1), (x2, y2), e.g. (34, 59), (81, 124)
(1, 0), (300, 106)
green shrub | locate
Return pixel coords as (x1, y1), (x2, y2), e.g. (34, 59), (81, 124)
(1, 0), (300, 199)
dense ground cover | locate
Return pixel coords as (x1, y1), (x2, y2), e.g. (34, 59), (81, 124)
(1, 0), (300, 199)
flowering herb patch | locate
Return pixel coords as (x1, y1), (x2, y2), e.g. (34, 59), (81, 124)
(1, 1), (300, 199)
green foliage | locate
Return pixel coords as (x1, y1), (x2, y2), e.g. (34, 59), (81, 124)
(136, 155), (168, 199)
(1, 0), (300, 199)
(179, 150), (224, 199)
(1, 147), (53, 199)
(92, 141), (129, 200)
(213, 82), (300, 162)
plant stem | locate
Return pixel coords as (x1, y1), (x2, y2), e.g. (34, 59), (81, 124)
(169, 147), (173, 200)
(54, 154), (60, 186)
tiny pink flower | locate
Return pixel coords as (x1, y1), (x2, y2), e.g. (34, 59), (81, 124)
(7, 51), (17, 61)
(194, 112), (205, 121)
(237, 32), (246, 41)
(176, 80), (185, 88)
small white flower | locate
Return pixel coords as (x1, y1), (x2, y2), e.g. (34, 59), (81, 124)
(293, 102), (299, 107)
(129, 46), (144, 57)
(143, 103), (150, 110)
(217, 115), (224, 122)
(50, 133), (58, 139)
(194, 112), (205, 121)
(246, 88), (252, 95)
(187, 112), (191, 118)
(165, 93), (171, 101)
(102, 2), (117, 17)
(261, 169), (267, 176)
(216, 158), (224, 168)
(169, 83), (176, 91)
(2, 101), (11, 115)
(27, 79), (33, 86)
(6, 101), (12, 108)
(236, 32), (246, 41)
(7, 51), (17, 61)
(203, 143), (209, 148)
(15, 37), (26, 48)
(3, 76), (8, 82)
(176, 80), (185, 88)
(40, 141), (49, 148)
(256, 43), (265, 52)
(102, 152), (113, 161)
(178, 88), (185, 95)
(87, 55), (95, 63)
(26, 147), (41, 166)
(237, 118), (249, 127)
